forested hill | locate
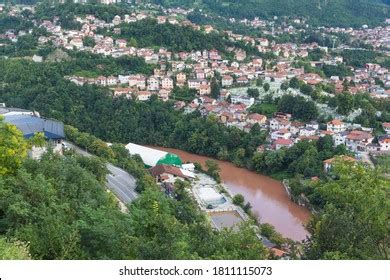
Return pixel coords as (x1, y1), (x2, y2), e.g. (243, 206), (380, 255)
(3, 0), (389, 26)
(152, 0), (390, 27)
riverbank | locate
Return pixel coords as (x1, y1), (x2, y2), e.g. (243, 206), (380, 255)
(151, 146), (311, 241)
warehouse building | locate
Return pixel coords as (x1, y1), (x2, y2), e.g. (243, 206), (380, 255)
(2, 107), (65, 159)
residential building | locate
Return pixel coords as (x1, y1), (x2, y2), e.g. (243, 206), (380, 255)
(149, 164), (195, 184)
(271, 129), (291, 140)
(199, 84), (211, 96)
(383, 123), (390, 134)
(222, 75), (234, 87)
(275, 138), (293, 150)
(270, 117), (291, 131)
(323, 156), (356, 173)
(246, 113), (267, 125)
(378, 135), (390, 152)
(176, 72), (187, 84)
(327, 119), (346, 133)
(345, 130), (374, 152)
(147, 77), (160, 91)
(161, 77), (174, 90)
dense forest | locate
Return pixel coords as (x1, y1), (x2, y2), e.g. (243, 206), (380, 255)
(302, 161), (389, 259)
(151, 0), (390, 27)
(4, 0), (389, 27)
(102, 18), (236, 53)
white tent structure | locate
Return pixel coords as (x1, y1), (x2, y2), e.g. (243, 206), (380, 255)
(125, 143), (182, 167)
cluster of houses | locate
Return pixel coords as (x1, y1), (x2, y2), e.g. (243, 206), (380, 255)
(265, 116), (390, 153)
(2, 3), (389, 100)
(324, 24), (390, 50)
(2, 5), (390, 158)
(327, 119), (390, 153)
(268, 115), (389, 153)
(175, 93), (390, 154)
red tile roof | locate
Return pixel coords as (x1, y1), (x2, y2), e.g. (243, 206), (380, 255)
(275, 138), (293, 145)
(149, 165), (186, 179)
(346, 130), (373, 141)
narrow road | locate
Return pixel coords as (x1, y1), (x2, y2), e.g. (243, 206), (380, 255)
(64, 141), (138, 205)
(106, 163), (138, 203)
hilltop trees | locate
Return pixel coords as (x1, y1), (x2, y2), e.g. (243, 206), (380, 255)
(277, 95), (318, 121)
(159, 0), (390, 27)
(304, 162), (390, 259)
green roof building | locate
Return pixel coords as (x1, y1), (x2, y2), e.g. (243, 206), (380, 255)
(125, 143), (182, 168)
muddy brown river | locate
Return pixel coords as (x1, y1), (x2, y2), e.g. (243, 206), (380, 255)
(153, 146), (311, 241)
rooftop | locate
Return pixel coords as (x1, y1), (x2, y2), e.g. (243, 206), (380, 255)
(4, 114), (65, 139)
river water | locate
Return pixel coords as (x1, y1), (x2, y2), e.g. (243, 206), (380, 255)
(152, 146), (311, 241)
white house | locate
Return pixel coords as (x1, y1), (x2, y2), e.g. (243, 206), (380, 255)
(147, 77), (160, 91)
(222, 75), (234, 87)
(271, 129), (291, 140)
(270, 118), (291, 131)
(327, 119), (346, 133)
(299, 127), (317, 137)
(378, 135), (390, 152)
(106, 76), (117, 86)
(383, 123), (390, 134)
(246, 113), (267, 125)
(345, 130), (374, 152)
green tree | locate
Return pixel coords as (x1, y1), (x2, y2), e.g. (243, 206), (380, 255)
(205, 159), (221, 182)
(289, 77), (300, 89)
(336, 92), (354, 115)
(247, 88), (260, 99)
(0, 238), (31, 260)
(82, 36), (95, 47)
(210, 77), (220, 99)
(305, 162), (390, 259)
(232, 194), (245, 206)
(300, 83), (313, 96)
(263, 83), (270, 92)
(29, 132), (46, 148)
(256, 78), (264, 87)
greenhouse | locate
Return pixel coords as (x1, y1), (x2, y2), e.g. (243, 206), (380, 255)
(125, 143), (183, 167)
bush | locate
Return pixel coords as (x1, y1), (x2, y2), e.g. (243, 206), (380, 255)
(232, 194), (245, 206)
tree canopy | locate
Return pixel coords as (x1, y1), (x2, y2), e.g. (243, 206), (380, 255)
(304, 162), (390, 259)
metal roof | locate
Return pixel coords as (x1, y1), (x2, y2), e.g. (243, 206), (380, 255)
(4, 114), (65, 139)
(125, 143), (182, 167)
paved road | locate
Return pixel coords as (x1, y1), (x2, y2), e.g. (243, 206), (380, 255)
(106, 163), (138, 203)
(64, 141), (138, 204)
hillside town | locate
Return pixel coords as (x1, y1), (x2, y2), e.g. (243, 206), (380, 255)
(1, 3), (389, 159)
(2, 5), (385, 158)
(0, 1), (389, 263)
(1, 3), (389, 176)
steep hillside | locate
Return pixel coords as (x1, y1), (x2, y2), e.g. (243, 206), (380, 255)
(153, 0), (390, 27)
